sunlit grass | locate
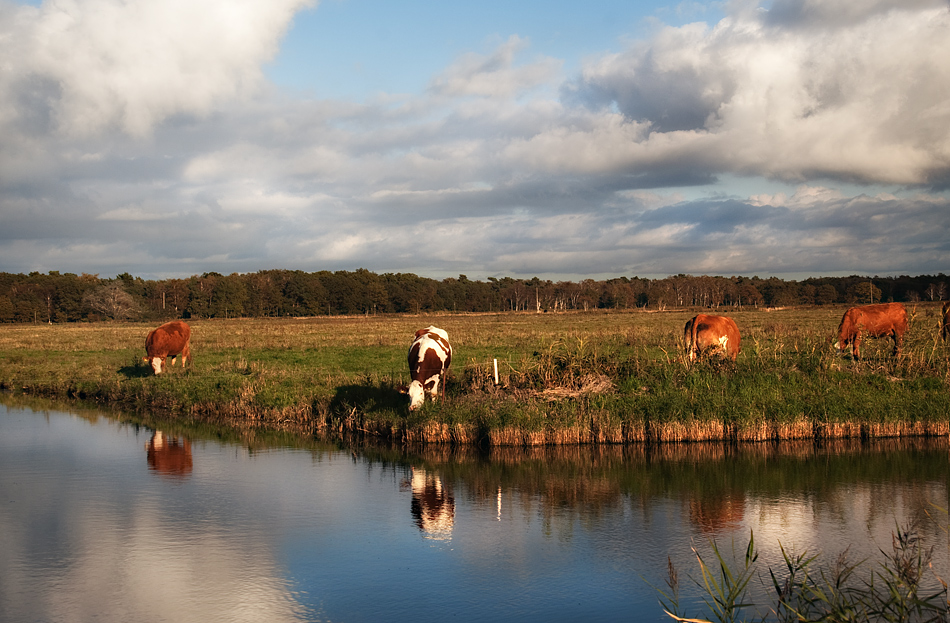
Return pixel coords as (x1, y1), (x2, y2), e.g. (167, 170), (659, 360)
(1, 304), (948, 443)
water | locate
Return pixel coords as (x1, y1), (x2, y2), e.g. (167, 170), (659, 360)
(0, 400), (947, 623)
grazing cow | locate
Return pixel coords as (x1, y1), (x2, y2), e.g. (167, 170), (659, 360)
(684, 314), (741, 362)
(942, 301), (950, 341)
(144, 320), (191, 374)
(401, 326), (452, 411)
(835, 302), (907, 359)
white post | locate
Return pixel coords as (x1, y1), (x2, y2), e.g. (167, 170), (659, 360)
(493, 358), (499, 385)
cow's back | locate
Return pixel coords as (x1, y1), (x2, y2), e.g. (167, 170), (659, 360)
(145, 320), (191, 356)
(853, 303), (907, 336)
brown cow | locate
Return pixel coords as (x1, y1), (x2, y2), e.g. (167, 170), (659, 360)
(835, 302), (907, 359)
(684, 314), (741, 362)
(144, 320), (191, 374)
(400, 326), (452, 411)
(942, 301), (949, 341)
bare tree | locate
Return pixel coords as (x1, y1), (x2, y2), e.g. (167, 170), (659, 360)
(82, 283), (139, 320)
(925, 283), (938, 301)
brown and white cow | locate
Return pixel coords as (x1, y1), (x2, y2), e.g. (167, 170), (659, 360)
(684, 314), (741, 362)
(835, 302), (907, 359)
(941, 301), (949, 341)
(401, 326), (452, 411)
(144, 320), (191, 374)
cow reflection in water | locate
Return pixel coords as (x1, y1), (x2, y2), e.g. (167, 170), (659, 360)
(410, 467), (455, 540)
(688, 494), (745, 535)
(145, 431), (193, 479)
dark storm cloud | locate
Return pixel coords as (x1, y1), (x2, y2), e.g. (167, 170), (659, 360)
(561, 44), (735, 133)
(763, 0), (947, 30)
(636, 199), (781, 234)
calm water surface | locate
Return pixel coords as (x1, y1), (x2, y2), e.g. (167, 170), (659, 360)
(0, 400), (947, 622)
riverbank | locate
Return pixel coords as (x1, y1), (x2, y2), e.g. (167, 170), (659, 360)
(1, 305), (948, 444)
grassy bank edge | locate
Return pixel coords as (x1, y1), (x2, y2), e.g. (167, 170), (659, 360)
(2, 377), (947, 446)
(2, 307), (949, 445)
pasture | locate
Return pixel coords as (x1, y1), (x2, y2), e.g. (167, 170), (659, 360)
(0, 303), (948, 444)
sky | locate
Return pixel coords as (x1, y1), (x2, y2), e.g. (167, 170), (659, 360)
(1, 0), (949, 282)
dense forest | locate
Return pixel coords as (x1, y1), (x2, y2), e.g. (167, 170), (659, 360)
(0, 269), (947, 323)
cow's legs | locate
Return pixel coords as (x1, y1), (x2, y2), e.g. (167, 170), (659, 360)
(892, 330), (902, 357)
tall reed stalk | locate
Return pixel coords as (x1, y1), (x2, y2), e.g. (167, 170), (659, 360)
(658, 514), (949, 623)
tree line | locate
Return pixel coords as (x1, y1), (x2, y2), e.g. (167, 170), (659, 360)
(0, 269), (947, 323)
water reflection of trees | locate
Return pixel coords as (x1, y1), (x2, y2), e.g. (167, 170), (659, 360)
(10, 394), (943, 541)
(402, 438), (948, 537)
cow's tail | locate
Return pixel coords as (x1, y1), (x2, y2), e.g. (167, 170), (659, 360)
(836, 312), (852, 351)
(688, 317), (699, 362)
(440, 344), (451, 401)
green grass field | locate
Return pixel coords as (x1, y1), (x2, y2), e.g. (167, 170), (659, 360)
(1, 303), (948, 444)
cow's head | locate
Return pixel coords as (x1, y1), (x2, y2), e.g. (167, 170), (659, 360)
(406, 380), (426, 411)
(143, 356), (165, 374)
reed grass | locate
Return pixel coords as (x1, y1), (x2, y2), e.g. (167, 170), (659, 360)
(660, 515), (949, 623)
(1, 304), (948, 444)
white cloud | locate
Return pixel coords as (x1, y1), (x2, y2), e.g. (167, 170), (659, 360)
(1, 0), (313, 138)
(0, 0), (948, 280)
(428, 35), (562, 99)
(569, 0), (950, 184)
(749, 185), (845, 208)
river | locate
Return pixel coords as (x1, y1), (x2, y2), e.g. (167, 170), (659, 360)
(0, 398), (947, 622)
